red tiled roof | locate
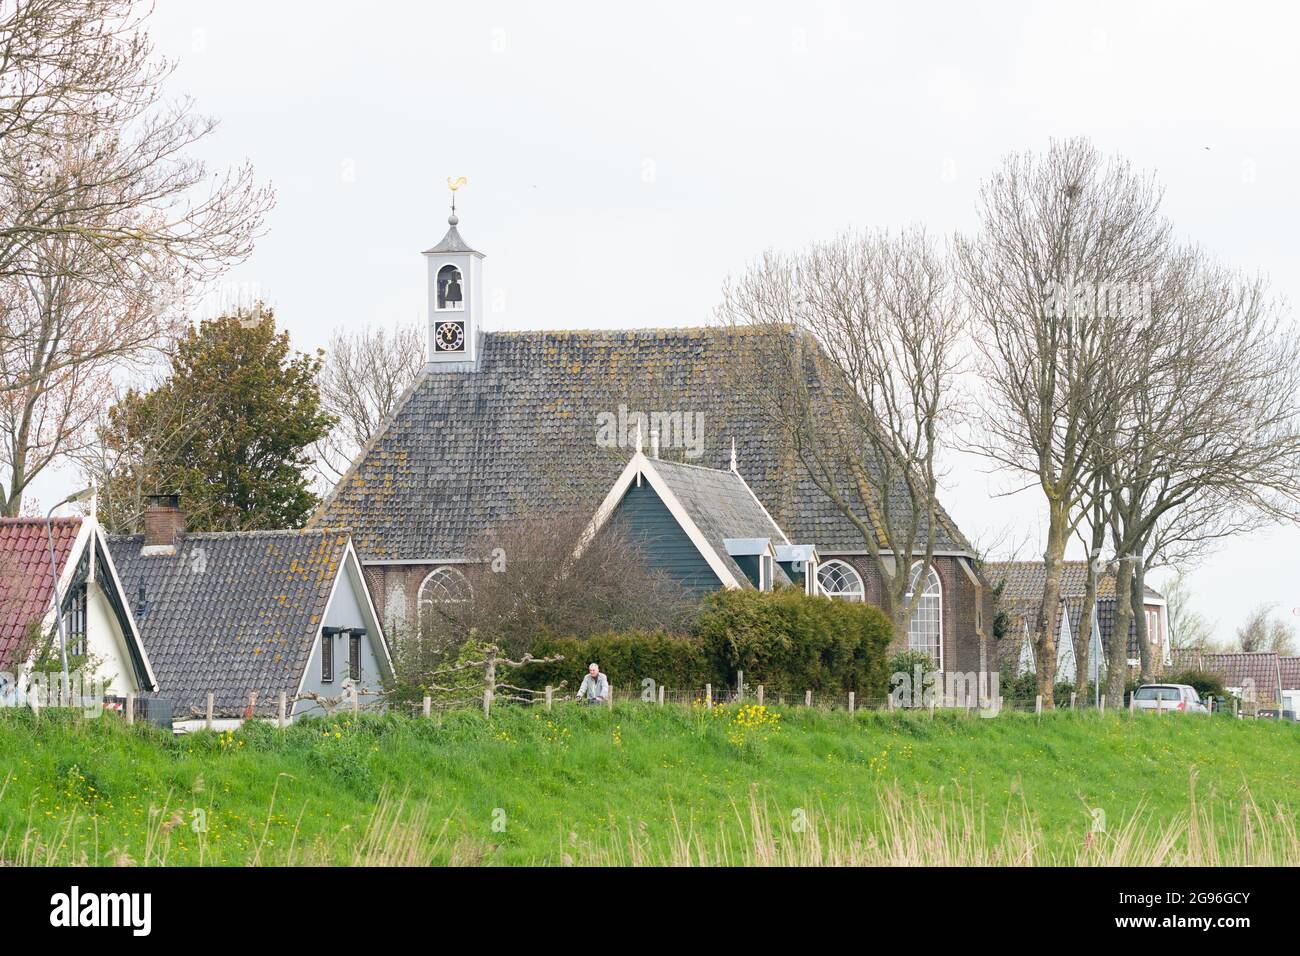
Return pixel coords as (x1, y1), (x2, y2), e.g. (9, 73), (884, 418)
(1169, 649), (1282, 706)
(1279, 657), (1300, 691)
(0, 518), (81, 667)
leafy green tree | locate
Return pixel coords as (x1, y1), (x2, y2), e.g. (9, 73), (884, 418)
(99, 305), (333, 531)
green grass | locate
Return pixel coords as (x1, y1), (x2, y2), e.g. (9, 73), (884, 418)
(1, 704), (1296, 865)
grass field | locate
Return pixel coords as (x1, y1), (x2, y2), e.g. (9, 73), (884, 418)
(1, 703), (1297, 865)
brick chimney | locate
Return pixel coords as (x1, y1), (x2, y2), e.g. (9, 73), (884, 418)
(142, 494), (184, 552)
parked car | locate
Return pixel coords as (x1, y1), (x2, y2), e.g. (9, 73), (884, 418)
(1131, 684), (1209, 714)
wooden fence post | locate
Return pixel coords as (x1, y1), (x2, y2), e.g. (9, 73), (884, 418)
(997, 695), (1004, 715)
(206, 693), (214, 731)
(422, 695), (432, 718)
(1099, 695), (1105, 715)
(126, 691), (135, 726)
(887, 692), (895, 712)
(757, 685), (764, 707)
(928, 696), (935, 719)
(658, 684), (665, 706)
(1069, 692), (1077, 711)
(545, 685), (553, 711)
(352, 686), (360, 715)
(848, 691), (855, 714)
(705, 683), (712, 710)
(805, 690), (812, 707)
(1207, 695), (1215, 716)
(607, 683), (614, 710)
(1034, 695), (1042, 716)
(1129, 693), (1136, 715)
(737, 670), (744, 701)
(278, 691), (287, 729)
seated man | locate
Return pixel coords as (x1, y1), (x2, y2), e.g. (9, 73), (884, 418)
(575, 662), (609, 704)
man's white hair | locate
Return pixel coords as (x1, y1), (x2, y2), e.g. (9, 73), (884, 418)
(588, 662), (599, 669)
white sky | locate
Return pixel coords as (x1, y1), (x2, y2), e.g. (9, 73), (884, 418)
(30, 0), (1300, 642)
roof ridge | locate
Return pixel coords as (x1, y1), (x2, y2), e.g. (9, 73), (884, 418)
(110, 527), (350, 541)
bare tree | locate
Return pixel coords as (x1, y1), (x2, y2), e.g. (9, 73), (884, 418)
(1162, 574), (1219, 653)
(0, 1), (272, 291)
(957, 138), (1171, 703)
(716, 227), (966, 651)
(313, 321), (425, 485)
(1100, 249), (1300, 695)
(1236, 604), (1298, 656)
(0, 214), (183, 514)
(409, 509), (695, 661)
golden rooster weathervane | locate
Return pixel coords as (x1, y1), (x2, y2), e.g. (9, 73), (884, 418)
(447, 176), (468, 217)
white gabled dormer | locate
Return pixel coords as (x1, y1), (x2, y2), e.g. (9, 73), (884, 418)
(422, 182), (483, 367)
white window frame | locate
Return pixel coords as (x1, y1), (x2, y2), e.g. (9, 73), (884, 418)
(906, 560), (943, 671)
(418, 566), (473, 624)
(816, 559), (865, 602)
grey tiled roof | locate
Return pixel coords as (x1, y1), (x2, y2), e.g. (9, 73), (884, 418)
(985, 561), (1165, 657)
(648, 458), (791, 586)
(108, 530), (351, 718)
(313, 328), (971, 562)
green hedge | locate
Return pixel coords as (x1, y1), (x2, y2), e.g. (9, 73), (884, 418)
(523, 631), (715, 693)
(520, 588), (893, 697)
(694, 588), (892, 696)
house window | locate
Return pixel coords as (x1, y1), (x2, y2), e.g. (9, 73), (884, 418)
(321, 632), (334, 683)
(418, 567), (473, 626)
(907, 561), (943, 670)
(349, 633), (362, 681)
(65, 583), (88, 658)
(1145, 606), (1162, 646)
(816, 560), (864, 602)
(436, 264), (464, 311)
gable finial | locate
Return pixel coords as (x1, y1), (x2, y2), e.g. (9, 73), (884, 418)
(730, 437), (737, 472)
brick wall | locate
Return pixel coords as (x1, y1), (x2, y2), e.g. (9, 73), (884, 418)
(818, 553), (990, 674)
(366, 554), (991, 677)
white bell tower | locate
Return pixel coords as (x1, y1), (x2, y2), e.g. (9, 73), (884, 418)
(422, 178), (483, 366)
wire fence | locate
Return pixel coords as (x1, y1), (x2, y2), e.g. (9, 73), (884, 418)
(17, 675), (1246, 732)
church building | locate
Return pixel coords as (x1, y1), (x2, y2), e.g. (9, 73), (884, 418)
(311, 205), (990, 675)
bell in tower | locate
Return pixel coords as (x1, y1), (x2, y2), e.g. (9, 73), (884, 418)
(422, 177), (484, 366)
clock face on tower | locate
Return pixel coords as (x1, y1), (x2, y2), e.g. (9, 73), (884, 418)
(435, 320), (466, 352)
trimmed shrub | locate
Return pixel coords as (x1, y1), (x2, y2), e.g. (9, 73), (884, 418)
(520, 590), (894, 698)
(522, 631), (715, 694)
(1164, 668), (1228, 701)
(692, 588), (893, 697)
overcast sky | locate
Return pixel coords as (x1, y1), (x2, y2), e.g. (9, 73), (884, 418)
(32, 0), (1300, 641)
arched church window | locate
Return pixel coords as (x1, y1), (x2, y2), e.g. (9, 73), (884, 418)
(436, 264), (464, 311)
(418, 567), (473, 626)
(816, 560), (865, 602)
(906, 561), (943, 670)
